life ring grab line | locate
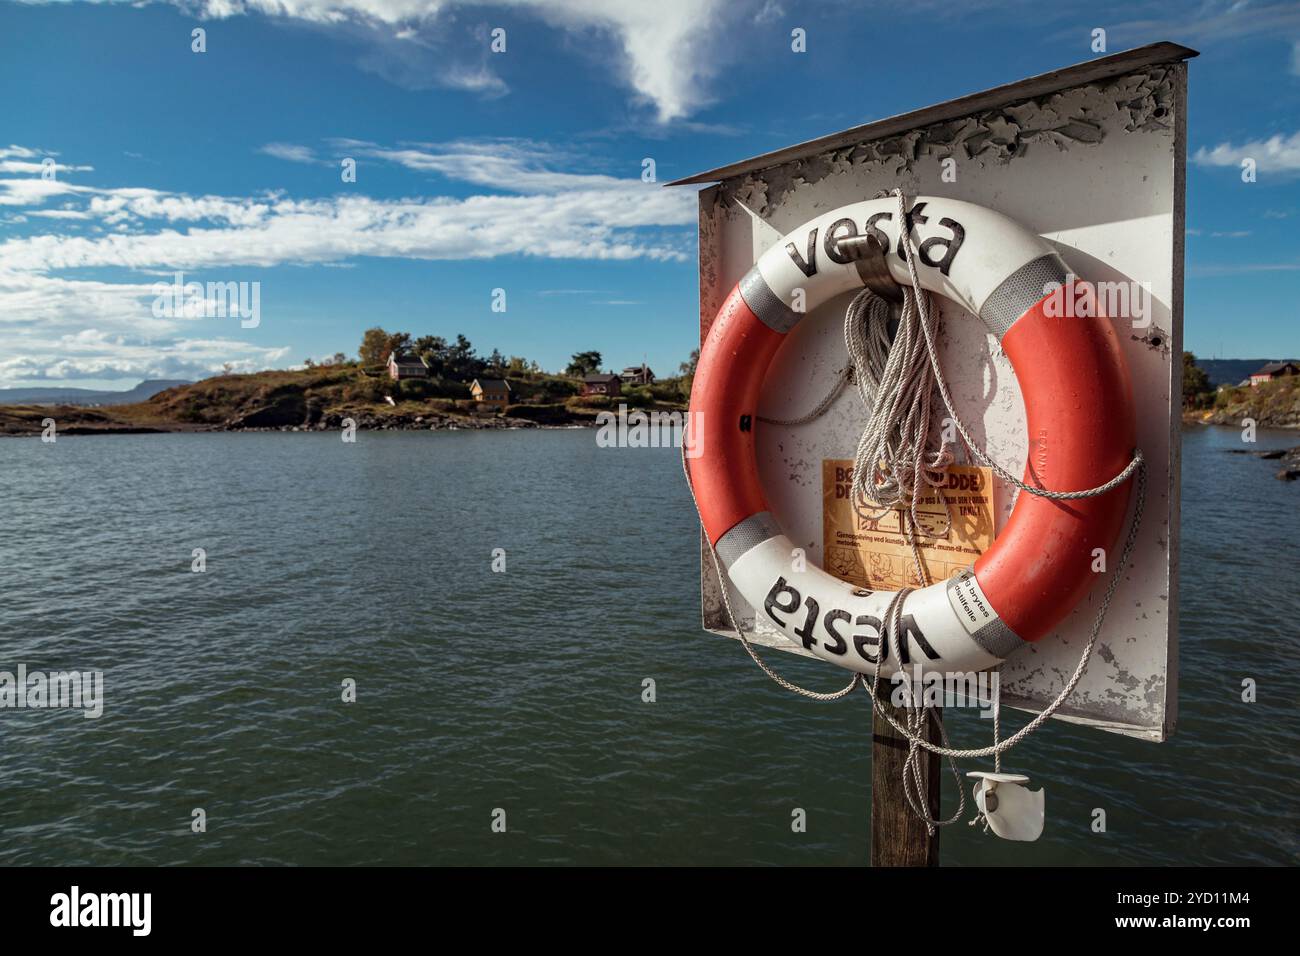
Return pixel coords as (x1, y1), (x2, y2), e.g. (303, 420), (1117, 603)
(686, 194), (1138, 678)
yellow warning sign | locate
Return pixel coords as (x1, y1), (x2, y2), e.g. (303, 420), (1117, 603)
(821, 460), (995, 591)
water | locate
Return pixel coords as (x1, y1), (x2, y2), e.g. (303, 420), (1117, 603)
(0, 425), (1296, 866)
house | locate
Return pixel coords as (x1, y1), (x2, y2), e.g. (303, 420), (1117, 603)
(620, 363), (656, 386)
(1249, 361), (1300, 387)
(470, 378), (511, 410)
(387, 352), (429, 381)
(581, 373), (622, 398)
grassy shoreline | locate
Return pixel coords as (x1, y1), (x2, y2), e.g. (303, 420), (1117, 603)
(0, 365), (688, 436)
(1183, 376), (1300, 430)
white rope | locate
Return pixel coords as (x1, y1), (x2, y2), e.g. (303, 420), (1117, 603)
(844, 275), (954, 545)
(683, 187), (1146, 832)
(854, 188), (1146, 761)
(681, 445), (862, 701)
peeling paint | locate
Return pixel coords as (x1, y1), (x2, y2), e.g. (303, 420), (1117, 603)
(697, 61), (1182, 743)
(1135, 326), (1172, 354)
(720, 67), (1176, 215)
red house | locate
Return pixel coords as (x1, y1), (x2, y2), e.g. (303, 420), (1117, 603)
(1249, 361), (1300, 387)
(581, 373), (622, 397)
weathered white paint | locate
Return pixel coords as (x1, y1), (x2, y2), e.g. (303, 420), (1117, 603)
(697, 61), (1185, 742)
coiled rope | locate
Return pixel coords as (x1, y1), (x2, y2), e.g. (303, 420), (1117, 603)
(682, 188), (1146, 833)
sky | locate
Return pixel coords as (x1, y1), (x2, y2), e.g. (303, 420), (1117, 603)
(0, 0), (1297, 390)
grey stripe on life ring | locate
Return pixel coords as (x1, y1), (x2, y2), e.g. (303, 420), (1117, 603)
(978, 253), (1069, 339)
(943, 574), (1024, 658)
(739, 268), (802, 334)
(970, 616), (1024, 659)
(715, 511), (782, 569)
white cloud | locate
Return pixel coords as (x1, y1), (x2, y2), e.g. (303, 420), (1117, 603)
(0, 189), (691, 273)
(0, 139), (694, 386)
(260, 143), (319, 163)
(0, 139), (693, 273)
(1089, 0), (1300, 45)
(754, 0), (783, 25)
(27, 209), (92, 220)
(0, 332), (291, 384)
(0, 160), (93, 175)
(350, 138), (637, 192)
(0, 177), (85, 206)
(1194, 131), (1300, 175)
(0, 272), (290, 386)
(185, 0), (733, 122)
(440, 62), (509, 97)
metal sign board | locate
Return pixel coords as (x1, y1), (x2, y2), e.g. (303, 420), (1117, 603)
(681, 43), (1194, 741)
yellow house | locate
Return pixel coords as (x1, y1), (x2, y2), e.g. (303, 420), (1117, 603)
(470, 378), (511, 410)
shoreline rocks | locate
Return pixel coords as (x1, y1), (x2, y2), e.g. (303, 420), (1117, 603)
(1226, 445), (1300, 481)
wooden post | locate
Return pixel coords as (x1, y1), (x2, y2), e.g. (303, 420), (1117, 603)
(870, 678), (942, 867)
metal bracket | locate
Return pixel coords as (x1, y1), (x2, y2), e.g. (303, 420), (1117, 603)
(836, 234), (905, 303)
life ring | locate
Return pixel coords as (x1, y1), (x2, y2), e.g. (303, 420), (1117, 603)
(686, 196), (1136, 678)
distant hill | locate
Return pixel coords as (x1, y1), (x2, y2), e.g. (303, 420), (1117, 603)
(0, 379), (191, 406)
(1193, 359), (1299, 389)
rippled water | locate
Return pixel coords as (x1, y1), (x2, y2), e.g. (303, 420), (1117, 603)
(0, 425), (1296, 866)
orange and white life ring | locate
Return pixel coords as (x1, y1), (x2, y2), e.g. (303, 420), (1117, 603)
(686, 196), (1136, 677)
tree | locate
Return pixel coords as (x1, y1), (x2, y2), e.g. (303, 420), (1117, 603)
(359, 327), (391, 366)
(1182, 351), (1212, 408)
(445, 334), (485, 380)
(359, 328), (412, 367)
(486, 348), (506, 373)
(387, 331), (412, 357)
(413, 335), (448, 375)
(679, 348), (699, 378)
(566, 350), (603, 377)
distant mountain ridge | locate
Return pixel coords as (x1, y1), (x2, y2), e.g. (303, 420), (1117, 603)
(1194, 359), (1291, 389)
(0, 380), (191, 406)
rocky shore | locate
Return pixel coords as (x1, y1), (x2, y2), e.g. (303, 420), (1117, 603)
(237, 411), (588, 433)
(1185, 376), (1300, 430)
(0, 405), (597, 436)
(1227, 445), (1300, 481)
(0, 365), (688, 437)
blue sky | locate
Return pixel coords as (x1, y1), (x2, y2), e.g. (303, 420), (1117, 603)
(0, 0), (1297, 389)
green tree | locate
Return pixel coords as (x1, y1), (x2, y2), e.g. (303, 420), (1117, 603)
(387, 331), (412, 357)
(566, 350), (603, 377)
(359, 328), (411, 366)
(679, 348), (699, 378)
(413, 335), (448, 375)
(359, 327), (391, 366)
(1182, 351), (1212, 408)
(445, 334), (485, 380)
